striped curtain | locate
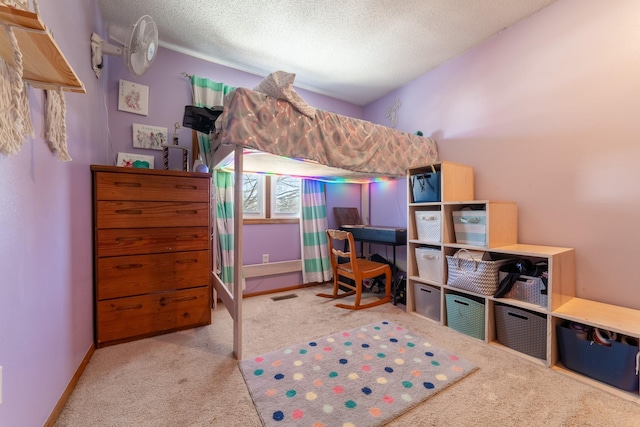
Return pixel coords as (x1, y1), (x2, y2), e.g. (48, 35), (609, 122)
(300, 179), (332, 283)
(214, 169), (237, 289)
(190, 75), (234, 168)
(190, 76), (236, 289)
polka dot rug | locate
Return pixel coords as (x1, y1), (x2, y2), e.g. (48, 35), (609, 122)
(239, 320), (477, 426)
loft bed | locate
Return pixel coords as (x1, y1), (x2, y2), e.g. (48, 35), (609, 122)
(206, 85), (439, 359)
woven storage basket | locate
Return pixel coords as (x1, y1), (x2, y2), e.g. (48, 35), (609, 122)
(415, 247), (443, 283)
(445, 293), (485, 340)
(413, 283), (441, 321)
(414, 211), (440, 243)
(447, 249), (510, 295)
(498, 272), (548, 307)
(495, 304), (547, 360)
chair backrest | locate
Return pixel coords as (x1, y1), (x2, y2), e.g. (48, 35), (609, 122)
(326, 229), (358, 269)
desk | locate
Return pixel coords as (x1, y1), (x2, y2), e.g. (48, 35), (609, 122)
(340, 225), (407, 304)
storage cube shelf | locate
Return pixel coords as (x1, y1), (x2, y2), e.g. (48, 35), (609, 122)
(406, 161), (640, 404)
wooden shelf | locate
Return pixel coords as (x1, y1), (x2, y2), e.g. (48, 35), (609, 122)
(0, 4), (85, 93)
(407, 161), (639, 403)
(553, 297), (640, 338)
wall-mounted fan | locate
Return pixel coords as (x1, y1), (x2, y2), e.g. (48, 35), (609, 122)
(91, 15), (158, 78)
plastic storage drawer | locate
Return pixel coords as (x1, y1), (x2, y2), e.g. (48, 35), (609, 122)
(413, 283), (441, 321)
(445, 293), (485, 340)
(495, 304), (547, 360)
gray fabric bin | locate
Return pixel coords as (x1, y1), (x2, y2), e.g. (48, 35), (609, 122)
(413, 283), (441, 321)
(495, 304), (547, 360)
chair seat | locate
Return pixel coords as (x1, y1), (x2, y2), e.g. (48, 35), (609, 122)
(337, 259), (389, 276)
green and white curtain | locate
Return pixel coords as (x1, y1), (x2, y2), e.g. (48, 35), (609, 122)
(300, 179), (332, 283)
(214, 169), (236, 288)
(190, 75), (236, 289)
(190, 75), (234, 168)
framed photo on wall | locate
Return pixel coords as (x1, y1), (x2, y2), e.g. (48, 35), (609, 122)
(118, 79), (149, 115)
(132, 123), (167, 150)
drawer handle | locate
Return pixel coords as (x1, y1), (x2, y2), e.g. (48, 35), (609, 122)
(115, 209), (142, 215)
(176, 209), (198, 215)
(115, 304), (142, 311)
(176, 235), (199, 240)
(114, 182), (142, 188)
(173, 296), (198, 302)
(176, 259), (198, 264)
(175, 184), (198, 190)
(116, 263), (143, 269)
(115, 237), (143, 243)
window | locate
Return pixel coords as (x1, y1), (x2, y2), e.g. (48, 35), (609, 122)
(242, 173), (301, 221)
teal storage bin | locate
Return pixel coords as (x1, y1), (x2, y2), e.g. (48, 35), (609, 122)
(446, 293), (485, 340)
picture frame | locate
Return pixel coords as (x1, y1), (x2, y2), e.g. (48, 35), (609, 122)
(132, 123), (167, 150)
(116, 152), (154, 169)
(118, 79), (149, 115)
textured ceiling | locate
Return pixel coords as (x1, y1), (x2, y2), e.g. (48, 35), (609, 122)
(97, 0), (556, 106)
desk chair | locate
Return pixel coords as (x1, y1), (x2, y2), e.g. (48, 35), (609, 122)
(317, 229), (392, 310)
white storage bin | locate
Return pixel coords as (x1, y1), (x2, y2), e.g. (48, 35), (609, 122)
(452, 209), (486, 246)
(413, 283), (441, 321)
(414, 211), (441, 243)
(415, 247), (443, 283)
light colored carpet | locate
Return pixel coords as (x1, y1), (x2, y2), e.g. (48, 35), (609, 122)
(55, 284), (640, 426)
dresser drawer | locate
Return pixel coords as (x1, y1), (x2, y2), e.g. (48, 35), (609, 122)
(96, 287), (211, 346)
(94, 172), (210, 202)
(97, 251), (210, 300)
(96, 201), (209, 228)
(96, 227), (210, 257)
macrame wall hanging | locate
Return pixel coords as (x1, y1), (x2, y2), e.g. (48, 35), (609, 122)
(0, 0), (72, 161)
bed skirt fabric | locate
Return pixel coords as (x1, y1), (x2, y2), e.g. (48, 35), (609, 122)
(218, 88), (438, 177)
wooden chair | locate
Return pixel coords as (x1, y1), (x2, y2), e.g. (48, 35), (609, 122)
(317, 229), (392, 310)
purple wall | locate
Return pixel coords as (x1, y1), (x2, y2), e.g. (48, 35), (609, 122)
(105, 47), (364, 170)
(0, 1), (109, 425)
(364, 0), (640, 309)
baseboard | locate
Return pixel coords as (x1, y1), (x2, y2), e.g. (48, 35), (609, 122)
(243, 281), (327, 299)
(243, 259), (302, 278)
(45, 343), (95, 426)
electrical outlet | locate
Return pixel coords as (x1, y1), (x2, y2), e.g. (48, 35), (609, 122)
(262, 254), (269, 264)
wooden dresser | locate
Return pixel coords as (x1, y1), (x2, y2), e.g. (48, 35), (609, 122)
(91, 165), (212, 347)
